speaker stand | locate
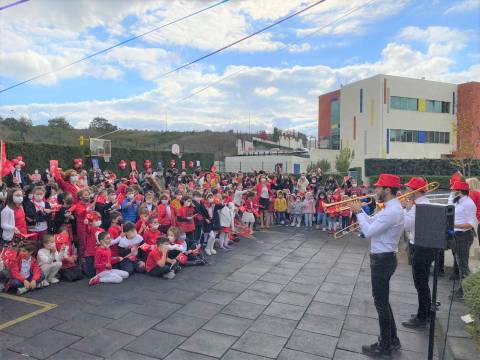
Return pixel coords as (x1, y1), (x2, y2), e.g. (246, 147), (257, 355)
(428, 249), (440, 360)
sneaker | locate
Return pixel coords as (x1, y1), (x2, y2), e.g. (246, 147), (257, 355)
(296, 224), (300, 228)
(361, 342), (392, 358)
(17, 287), (28, 295)
(163, 271), (176, 279)
(290, 223), (295, 227)
(205, 248), (212, 256)
(280, 221), (285, 225)
(316, 225), (320, 229)
(402, 316), (427, 328)
(48, 278), (60, 284)
(211, 248), (217, 255)
(40, 280), (50, 288)
(89, 275), (100, 286)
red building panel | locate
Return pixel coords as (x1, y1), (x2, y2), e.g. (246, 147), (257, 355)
(457, 82), (480, 158)
(318, 89), (340, 140)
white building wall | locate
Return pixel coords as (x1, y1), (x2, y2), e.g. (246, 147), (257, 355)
(224, 155), (310, 174)
(309, 149), (339, 168)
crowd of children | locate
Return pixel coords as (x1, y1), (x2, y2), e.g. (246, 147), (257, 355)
(0, 157), (371, 295)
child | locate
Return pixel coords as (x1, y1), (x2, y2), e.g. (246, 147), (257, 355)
(135, 208), (149, 235)
(82, 211), (104, 277)
(8, 245), (45, 295)
(176, 196), (196, 240)
(290, 196), (304, 227)
(141, 218), (161, 254)
(241, 192), (256, 232)
(267, 194), (275, 227)
(26, 186), (52, 248)
(339, 194), (351, 232)
(121, 187), (139, 223)
(274, 191), (287, 225)
(55, 228), (83, 281)
(203, 193), (217, 256)
(89, 232), (129, 285)
(218, 202), (234, 251)
(287, 194), (296, 225)
(146, 237), (176, 279)
(315, 192), (328, 231)
(303, 192), (315, 228)
(37, 234), (65, 286)
(170, 191), (182, 212)
(157, 194), (175, 234)
(116, 221), (145, 274)
(108, 211), (123, 262)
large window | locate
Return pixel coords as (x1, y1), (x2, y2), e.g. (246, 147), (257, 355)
(390, 96), (450, 113)
(389, 129), (450, 144)
(330, 99), (340, 150)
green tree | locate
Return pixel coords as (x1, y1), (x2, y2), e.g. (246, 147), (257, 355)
(48, 117), (73, 129)
(89, 117), (117, 132)
(335, 147), (354, 174)
(307, 159), (331, 174)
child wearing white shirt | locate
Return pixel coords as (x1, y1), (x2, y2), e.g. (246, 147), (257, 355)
(37, 234), (66, 286)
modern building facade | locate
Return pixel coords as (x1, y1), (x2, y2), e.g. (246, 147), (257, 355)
(318, 74), (479, 173)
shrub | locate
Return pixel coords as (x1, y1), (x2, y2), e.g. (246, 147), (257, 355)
(463, 272), (480, 340)
(367, 175), (451, 189)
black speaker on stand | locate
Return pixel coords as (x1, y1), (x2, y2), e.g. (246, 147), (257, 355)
(415, 204), (455, 360)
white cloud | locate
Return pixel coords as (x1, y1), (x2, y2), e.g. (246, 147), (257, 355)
(254, 86), (279, 97)
(287, 43), (312, 53)
(444, 0), (480, 14)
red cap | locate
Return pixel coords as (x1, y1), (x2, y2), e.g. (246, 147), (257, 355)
(450, 180), (469, 191)
(404, 177), (427, 190)
(450, 171), (463, 186)
(374, 174), (401, 188)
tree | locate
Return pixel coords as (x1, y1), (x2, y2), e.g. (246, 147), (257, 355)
(48, 117), (72, 129)
(89, 117), (117, 132)
(450, 113), (480, 176)
(307, 159), (331, 174)
(335, 147), (354, 174)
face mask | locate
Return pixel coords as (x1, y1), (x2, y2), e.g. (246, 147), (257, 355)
(208, 198), (214, 203)
(47, 242), (56, 250)
(34, 195), (43, 202)
(13, 195), (23, 204)
(161, 199), (168, 204)
(168, 236), (175, 242)
(127, 194), (134, 200)
(151, 224), (159, 230)
(28, 194), (33, 200)
(50, 194), (57, 200)
(180, 234), (186, 241)
(70, 176), (78, 183)
(176, 195), (182, 200)
(93, 220), (102, 227)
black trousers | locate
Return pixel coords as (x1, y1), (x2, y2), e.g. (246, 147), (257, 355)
(370, 252), (398, 350)
(412, 245), (435, 320)
(148, 265), (171, 277)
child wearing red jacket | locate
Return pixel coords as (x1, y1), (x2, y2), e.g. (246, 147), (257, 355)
(135, 209), (149, 235)
(89, 232), (128, 285)
(175, 197), (195, 240)
(82, 211), (104, 277)
(108, 211), (123, 261)
(8, 245), (45, 295)
(55, 228), (83, 281)
(146, 237), (176, 279)
(157, 194), (175, 233)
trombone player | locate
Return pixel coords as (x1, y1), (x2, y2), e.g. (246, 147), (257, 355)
(400, 177), (433, 328)
(350, 174), (404, 358)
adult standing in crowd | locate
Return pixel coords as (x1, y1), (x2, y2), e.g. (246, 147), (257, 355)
(466, 177), (480, 246)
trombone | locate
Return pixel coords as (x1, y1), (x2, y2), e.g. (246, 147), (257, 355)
(332, 181), (440, 239)
(323, 194), (375, 213)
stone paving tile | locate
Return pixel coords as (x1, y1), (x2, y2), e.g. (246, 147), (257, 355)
(259, 273), (293, 285)
(9, 329), (80, 359)
(263, 301), (306, 321)
(313, 290), (352, 307)
(106, 349), (159, 360)
(306, 301), (348, 320)
(222, 349), (271, 360)
(197, 289), (238, 306)
(179, 329), (237, 358)
(222, 300), (266, 320)
(203, 314), (253, 337)
(283, 281), (320, 295)
(278, 348), (330, 360)
(45, 300), (96, 321)
(54, 312), (113, 337)
(154, 313), (208, 337)
(70, 328), (136, 358)
(2, 313), (63, 338)
(297, 313), (343, 337)
(180, 300), (224, 320)
(248, 315), (298, 338)
(236, 289), (277, 306)
(87, 300), (140, 320)
(106, 312), (161, 336)
(319, 282), (355, 295)
(275, 290), (313, 307)
(165, 349), (217, 360)
(1, 349), (40, 360)
(342, 314), (380, 336)
(248, 280), (285, 295)
(286, 329), (338, 358)
(336, 329), (377, 354)
(132, 300), (182, 319)
(227, 272), (261, 284)
(232, 330), (288, 358)
(124, 330), (186, 359)
(213, 280), (251, 294)
(0, 331), (24, 350)
(48, 348), (103, 360)
(333, 349), (370, 360)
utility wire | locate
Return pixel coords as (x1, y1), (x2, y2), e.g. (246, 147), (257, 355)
(0, 0), (230, 94)
(0, 0), (29, 11)
(172, 0), (376, 106)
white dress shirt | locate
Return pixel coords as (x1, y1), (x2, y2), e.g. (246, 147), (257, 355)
(453, 196), (478, 232)
(357, 198), (405, 254)
(404, 195), (430, 245)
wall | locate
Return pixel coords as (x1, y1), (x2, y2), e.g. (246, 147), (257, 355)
(457, 82), (480, 158)
(309, 148), (339, 168)
(318, 89), (340, 140)
(224, 155), (310, 174)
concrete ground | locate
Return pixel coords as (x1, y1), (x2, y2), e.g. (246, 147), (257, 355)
(0, 227), (441, 359)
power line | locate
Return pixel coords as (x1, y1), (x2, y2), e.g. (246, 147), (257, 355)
(157, 0), (328, 80)
(0, 0), (30, 11)
(0, 0), (230, 94)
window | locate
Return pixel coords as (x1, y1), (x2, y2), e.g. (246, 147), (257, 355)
(330, 99), (340, 150)
(389, 129), (450, 144)
(390, 96), (418, 111)
(442, 102), (450, 114)
(425, 99), (450, 113)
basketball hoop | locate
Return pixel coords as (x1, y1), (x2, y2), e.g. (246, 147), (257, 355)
(90, 138), (112, 162)
(104, 156), (110, 163)
(171, 144), (180, 156)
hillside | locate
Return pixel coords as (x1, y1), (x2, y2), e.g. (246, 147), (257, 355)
(1, 124), (247, 160)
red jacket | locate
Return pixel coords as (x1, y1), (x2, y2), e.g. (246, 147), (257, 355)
(10, 256), (42, 282)
(55, 232), (76, 269)
(157, 204), (175, 226)
(85, 225), (103, 257)
(176, 206), (195, 233)
(94, 246), (121, 274)
(54, 173), (79, 202)
(255, 182), (272, 201)
(143, 229), (161, 246)
(135, 219), (147, 235)
(108, 224), (122, 257)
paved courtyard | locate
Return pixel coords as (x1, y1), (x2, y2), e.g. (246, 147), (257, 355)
(1, 228), (437, 359)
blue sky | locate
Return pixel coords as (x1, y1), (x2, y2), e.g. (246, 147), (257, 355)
(0, 0), (478, 135)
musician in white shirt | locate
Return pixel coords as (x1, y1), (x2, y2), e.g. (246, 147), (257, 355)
(351, 174), (404, 358)
(450, 180), (478, 298)
(400, 178), (433, 328)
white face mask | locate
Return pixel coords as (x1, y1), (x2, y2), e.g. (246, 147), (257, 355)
(28, 194), (33, 200)
(127, 194), (134, 200)
(151, 224), (159, 230)
(185, 201), (191, 207)
(13, 195), (23, 204)
(70, 176), (78, 183)
(168, 235), (175, 242)
(93, 220), (102, 227)
(34, 195), (43, 202)
(161, 199), (168, 204)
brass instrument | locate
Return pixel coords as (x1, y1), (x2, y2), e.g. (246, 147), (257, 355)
(323, 194), (375, 213)
(332, 181), (440, 239)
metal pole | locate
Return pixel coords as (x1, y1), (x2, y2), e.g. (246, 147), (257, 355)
(428, 250), (439, 360)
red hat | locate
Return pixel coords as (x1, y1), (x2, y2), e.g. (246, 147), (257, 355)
(450, 180), (469, 191)
(374, 174), (401, 188)
(404, 177), (427, 190)
(449, 171), (463, 186)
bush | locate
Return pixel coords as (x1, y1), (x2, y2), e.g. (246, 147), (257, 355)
(367, 175), (451, 189)
(463, 272), (480, 340)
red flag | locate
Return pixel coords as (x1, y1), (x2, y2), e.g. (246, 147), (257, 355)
(1, 140), (13, 177)
(181, 160), (186, 169)
(130, 161), (137, 171)
(169, 159), (176, 168)
(50, 160), (59, 175)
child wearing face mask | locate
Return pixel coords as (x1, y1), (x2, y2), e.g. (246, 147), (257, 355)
(203, 193), (217, 255)
(8, 245), (45, 295)
(135, 208), (149, 235)
(55, 227), (83, 282)
(54, 169), (80, 202)
(170, 190), (183, 211)
(302, 192), (315, 228)
(218, 202), (235, 251)
(157, 194), (175, 234)
(1, 189), (28, 245)
(37, 234), (66, 286)
(141, 218), (161, 253)
(316, 192), (328, 231)
(27, 187), (53, 246)
(72, 188), (94, 260)
(290, 196), (304, 228)
(121, 188), (139, 223)
(176, 196), (196, 241)
(274, 191), (287, 225)
(82, 211), (104, 277)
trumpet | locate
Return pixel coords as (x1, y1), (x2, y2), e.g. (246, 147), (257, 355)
(397, 181), (440, 201)
(333, 222), (360, 239)
(323, 194), (375, 213)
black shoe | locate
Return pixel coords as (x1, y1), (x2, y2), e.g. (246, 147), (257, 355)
(390, 337), (401, 352)
(402, 316), (427, 328)
(361, 342), (392, 358)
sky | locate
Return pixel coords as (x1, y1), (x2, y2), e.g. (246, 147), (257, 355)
(0, 0), (479, 136)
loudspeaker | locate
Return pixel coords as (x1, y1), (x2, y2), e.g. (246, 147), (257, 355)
(415, 204), (455, 249)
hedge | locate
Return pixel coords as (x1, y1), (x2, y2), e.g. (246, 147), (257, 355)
(5, 141), (214, 175)
(463, 272), (480, 342)
(367, 175), (452, 189)
(365, 159), (480, 177)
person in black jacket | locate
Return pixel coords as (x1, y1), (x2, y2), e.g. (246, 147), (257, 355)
(5, 161), (28, 188)
(192, 191), (209, 245)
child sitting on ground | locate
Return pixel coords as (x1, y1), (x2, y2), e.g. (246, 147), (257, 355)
(89, 232), (128, 285)
(8, 245), (45, 295)
(146, 237), (176, 279)
(37, 234), (65, 286)
(116, 221), (145, 274)
(55, 227), (83, 281)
